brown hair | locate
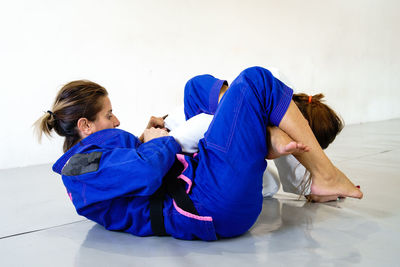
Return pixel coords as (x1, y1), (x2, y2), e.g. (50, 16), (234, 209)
(34, 80), (108, 152)
(293, 93), (344, 149)
(293, 93), (344, 198)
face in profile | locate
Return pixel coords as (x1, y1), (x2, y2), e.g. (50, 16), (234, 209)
(82, 96), (120, 136)
(92, 96), (120, 131)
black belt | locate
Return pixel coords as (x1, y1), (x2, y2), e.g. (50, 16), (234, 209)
(149, 159), (199, 236)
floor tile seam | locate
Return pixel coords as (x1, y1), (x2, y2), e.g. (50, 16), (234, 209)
(0, 219), (88, 240)
(0, 163), (53, 172)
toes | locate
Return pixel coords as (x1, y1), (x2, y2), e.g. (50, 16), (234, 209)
(354, 189), (363, 199)
(297, 143), (310, 152)
(279, 142), (311, 156)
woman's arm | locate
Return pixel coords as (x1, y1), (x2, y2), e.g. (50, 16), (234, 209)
(62, 136), (182, 208)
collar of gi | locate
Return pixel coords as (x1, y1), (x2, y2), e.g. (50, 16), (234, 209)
(52, 128), (126, 174)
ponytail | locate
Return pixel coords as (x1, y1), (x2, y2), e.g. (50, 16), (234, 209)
(293, 93), (344, 149)
(34, 80), (108, 152)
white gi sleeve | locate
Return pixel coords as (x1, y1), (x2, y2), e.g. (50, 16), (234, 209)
(262, 161), (281, 197)
(168, 113), (214, 153)
(164, 105), (187, 131)
(273, 155), (311, 195)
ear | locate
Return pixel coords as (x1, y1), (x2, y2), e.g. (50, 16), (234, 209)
(77, 118), (94, 138)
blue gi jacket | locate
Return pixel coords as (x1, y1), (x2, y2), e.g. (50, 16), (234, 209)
(53, 129), (217, 241)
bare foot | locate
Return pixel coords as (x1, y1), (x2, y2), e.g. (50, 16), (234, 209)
(310, 167), (363, 199)
(266, 126), (310, 159)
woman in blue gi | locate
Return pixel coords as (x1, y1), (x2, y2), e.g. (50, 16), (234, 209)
(35, 66), (363, 241)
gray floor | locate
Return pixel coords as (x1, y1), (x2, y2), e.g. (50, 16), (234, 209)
(1, 119), (399, 267)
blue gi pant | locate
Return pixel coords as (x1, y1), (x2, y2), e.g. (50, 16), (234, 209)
(184, 66), (293, 237)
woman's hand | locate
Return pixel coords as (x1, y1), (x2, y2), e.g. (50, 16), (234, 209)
(139, 115), (168, 143)
(145, 116), (166, 130)
(142, 127), (169, 143)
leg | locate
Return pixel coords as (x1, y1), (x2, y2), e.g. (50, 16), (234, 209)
(183, 74), (228, 120)
(266, 125), (362, 201)
(192, 67), (295, 237)
(218, 83), (229, 103)
(278, 101), (363, 199)
(266, 126), (310, 159)
(191, 67), (361, 238)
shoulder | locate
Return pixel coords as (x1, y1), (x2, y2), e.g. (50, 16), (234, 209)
(53, 128), (140, 175)
(62, 151), (103, 176)
(81, 128), (140, 149)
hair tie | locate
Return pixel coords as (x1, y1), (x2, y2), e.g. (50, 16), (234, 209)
(47, 110), (56, 119)
(308, 95), (312, 103)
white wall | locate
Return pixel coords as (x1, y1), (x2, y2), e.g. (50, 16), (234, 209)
(1, 0), (399, 169)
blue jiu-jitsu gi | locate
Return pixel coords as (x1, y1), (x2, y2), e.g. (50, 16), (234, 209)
(53, 66), (294, 240)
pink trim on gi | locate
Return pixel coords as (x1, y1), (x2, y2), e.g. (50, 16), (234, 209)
(176, 154), (192, 193)
(176, 154), (188, 171)
(68, 192), (73, 201)
(174, 153), (212, 221)
(178, 174), (192, 194)
(173, 200), (213, 222)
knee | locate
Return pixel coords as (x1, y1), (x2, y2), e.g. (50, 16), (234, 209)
(184, 74), (213, 97)
(240, 66), (273, 80)
(184, 76), (198, 98)
(234, 66), (276, 97)
(238, 67), (275, 89)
